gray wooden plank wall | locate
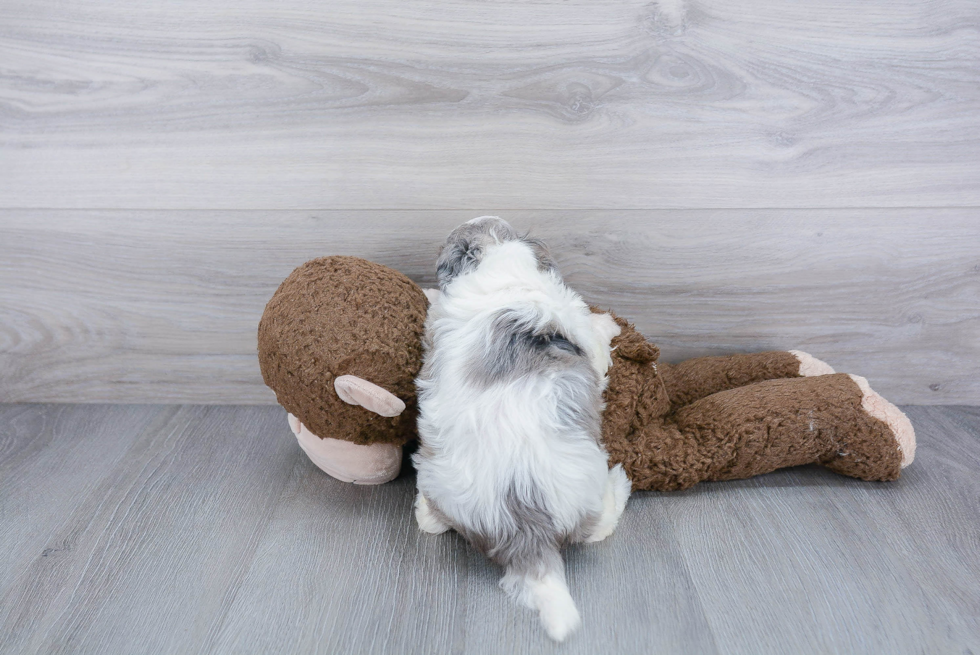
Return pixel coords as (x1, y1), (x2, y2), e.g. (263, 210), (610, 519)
(1, 0), (979, 404)
(1, 403), (978, 654)
(2, 210), (979, 404)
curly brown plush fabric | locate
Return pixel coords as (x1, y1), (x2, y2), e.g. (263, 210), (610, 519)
(600, 313), (904, 491)
(257, 257), (428, 446)
(258, 262), (906, 490)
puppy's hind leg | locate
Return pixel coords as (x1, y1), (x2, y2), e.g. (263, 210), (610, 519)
(415, 492), (450, 535)
(583, 464), (631, 544)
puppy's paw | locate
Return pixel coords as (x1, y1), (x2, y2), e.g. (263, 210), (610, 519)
(608, 464), (631, 516)
(590, 311), (621, 344)
(587, 312), (621, 376)
(415, 492), (450, 534)
(538, 593), (581, 642)
(584, 465), (631, 543)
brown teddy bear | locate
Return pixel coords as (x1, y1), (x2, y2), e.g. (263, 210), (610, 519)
(257, 256), (428, 484)
(258, 256), (915, 489)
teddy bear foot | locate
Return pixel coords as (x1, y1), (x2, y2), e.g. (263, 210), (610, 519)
(790, 350), (836, 377)
(287, 414), (403, 484)
(847, 375), (916, 468)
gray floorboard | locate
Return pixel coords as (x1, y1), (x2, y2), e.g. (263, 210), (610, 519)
(1, 404), (977, 654)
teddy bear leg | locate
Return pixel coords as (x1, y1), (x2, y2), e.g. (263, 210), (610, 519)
(822, 375), (915, 473)
(667, 374), (910, 484)
(659, 351), (823, 410)
(287, 414), (403, 484)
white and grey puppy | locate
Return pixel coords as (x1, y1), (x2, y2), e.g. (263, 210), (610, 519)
(413, 216), (631, 642)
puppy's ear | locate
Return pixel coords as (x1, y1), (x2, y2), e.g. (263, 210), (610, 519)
(522, 236), (560, 278)
(436, 236), (483, 288)
(437, 217), (520, 288)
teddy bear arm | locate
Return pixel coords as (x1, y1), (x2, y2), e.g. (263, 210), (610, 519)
(658, 351), (805, 411)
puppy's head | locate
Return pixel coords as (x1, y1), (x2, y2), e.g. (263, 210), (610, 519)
(436, 216), (557, 288)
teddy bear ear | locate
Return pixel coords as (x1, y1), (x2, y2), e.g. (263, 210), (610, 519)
(334, 375), (407, 417)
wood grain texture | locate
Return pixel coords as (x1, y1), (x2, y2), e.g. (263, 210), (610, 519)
(0, 0), (978, 209)
(0, 405), (298, 654)
(669, 404), (980, 655)
(0, 403), (978, 654)
(2, 209), (978, 404)
(0, 404), (176, 595)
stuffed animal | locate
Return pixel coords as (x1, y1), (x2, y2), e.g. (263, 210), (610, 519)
(598, 318), (914, 490)
(258, 256), (915, 489)
(257, 256), (428, 484)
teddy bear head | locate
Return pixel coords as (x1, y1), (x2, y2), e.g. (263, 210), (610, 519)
(257, 256), (428, 446)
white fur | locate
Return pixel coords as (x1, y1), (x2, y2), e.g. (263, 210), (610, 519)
(415, 492), (450, 535)
(509, 571), (582, 641)
(584, 464), (632, 544)
(414, 228), (629, 641)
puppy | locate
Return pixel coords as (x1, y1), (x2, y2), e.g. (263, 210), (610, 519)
(413, 217), (631, 641)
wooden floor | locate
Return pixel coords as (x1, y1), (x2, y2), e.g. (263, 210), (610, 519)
(1, 403), (977, 654)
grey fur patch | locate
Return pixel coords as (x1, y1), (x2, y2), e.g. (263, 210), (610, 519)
(522, 236), (560, 277)
(458, 483), (564, 579)
(467, 308), (591, 387)
(465, 304), (604, 444)
(436, 217), (559, 287)
(436, 217), (518, 288)
(568, 511), (602, 544)
(552, 364), (604, 444)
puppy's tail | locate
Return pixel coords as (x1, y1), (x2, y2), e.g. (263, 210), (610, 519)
(500, 556), (580, 642)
